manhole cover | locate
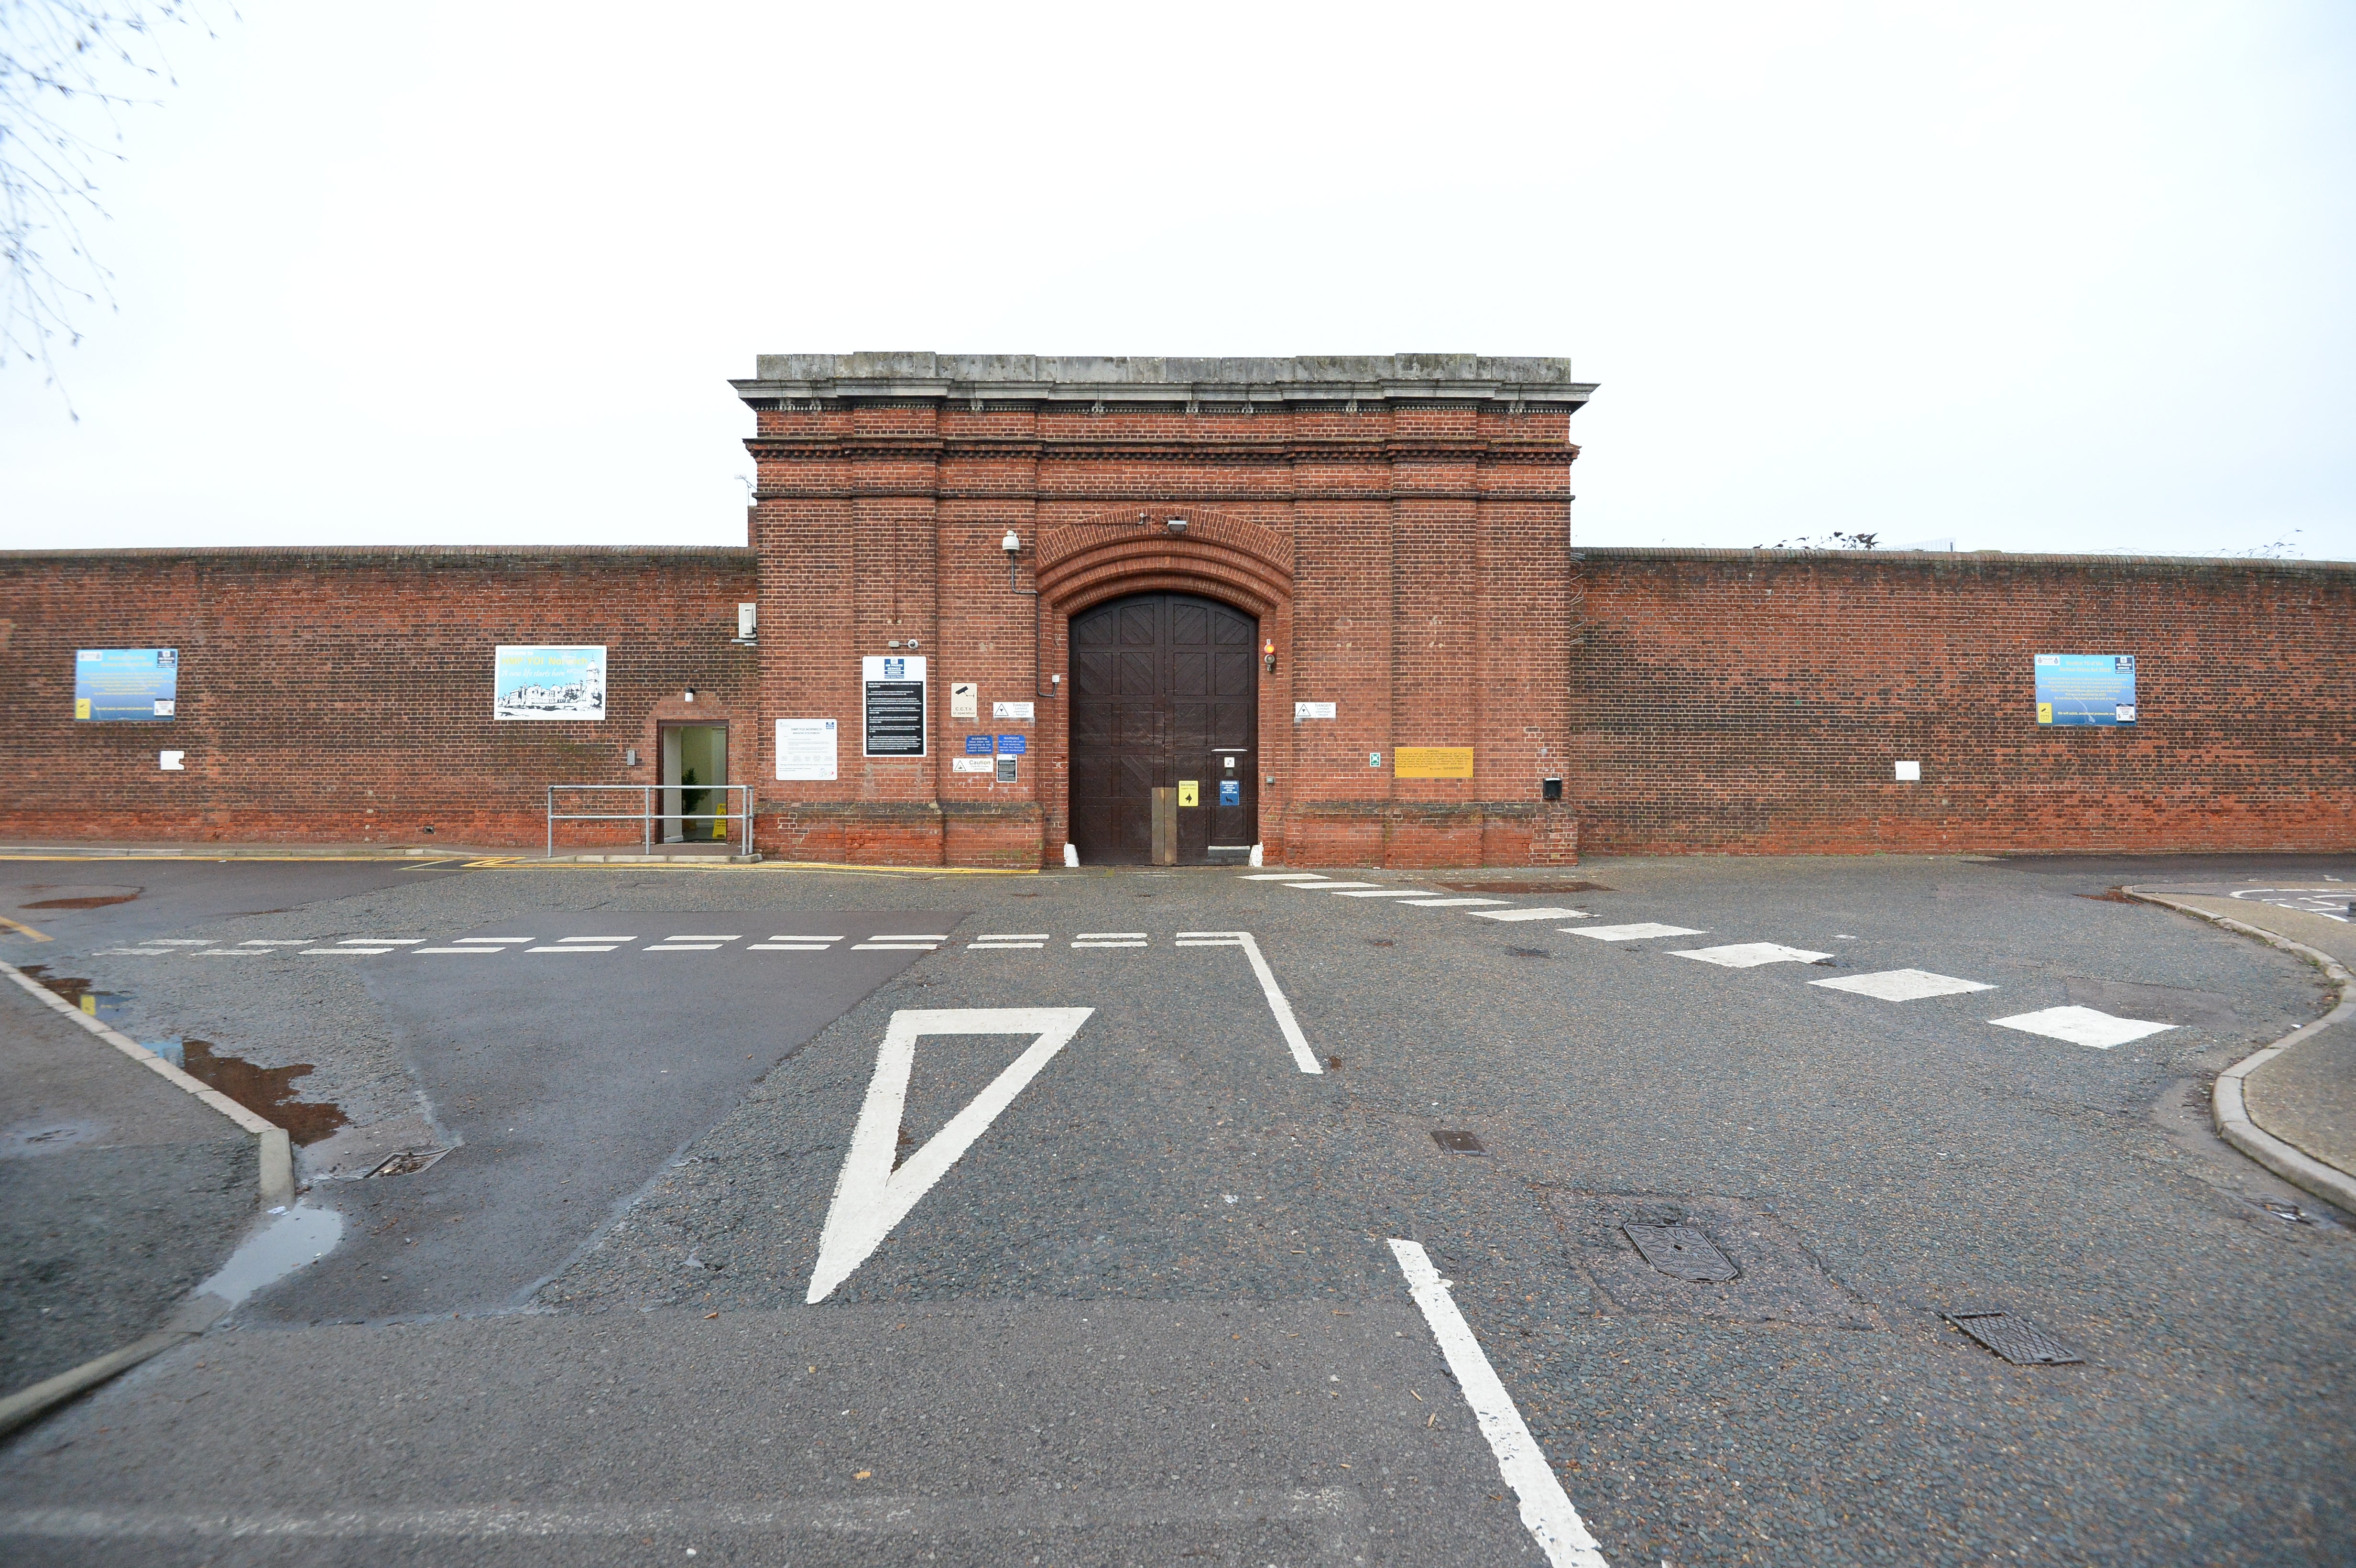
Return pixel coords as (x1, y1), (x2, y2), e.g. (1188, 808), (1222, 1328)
(1623, 1223), (1739, 1282)
(1942, 1311), (2083, 1365)
(1430, 1130), (1485, 1154)
(3, 1119), (102, 1157)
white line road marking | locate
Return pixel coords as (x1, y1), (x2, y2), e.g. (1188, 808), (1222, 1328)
(147, 940), (213, 945)
(751, 943), (833, 951)
(1387, 1240), (1609, 1568)
(1989, 1004), (2174, 1049)
(527, 946), (615, 953)
(668, 935), (743, 941)
(1072, 942), (1148, 948)
(974, 934), (1052, 941)
(559, 936), (636, 943)
(969, 943), (1045, 950)
(1284, 880), (1378, 891)
(1396, 896), (1512, 907)
(0, 1492), (1355, 1542)
(809, 1007), (1095, 1303)
(873, 936), (949, 942)
(771, 936), (845, 942)
(342, 938), (425, 946)
(1811, 968), (1995, 1000)
(1471, 907), (1590, 923)
(1670, 942), (1833, 968)
(1176, 930), (1320, 1074)
(1241, 872), (1328, 881)
(236, 940), (310, 946)
(1330, 888), (1439, 898)
(302, 948), (384, 955)
(195, 950), (260, 956)
(645, 944), (722, 951)
(413, 947), (503, 955)
(453, 937), (533, 945)
(1568, 923), (1707, 942)
(853, 943), (938, 951)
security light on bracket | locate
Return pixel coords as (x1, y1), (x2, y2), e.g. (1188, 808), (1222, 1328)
(1262, 638), (1277, 674)
(1165, 516), (1188, 534)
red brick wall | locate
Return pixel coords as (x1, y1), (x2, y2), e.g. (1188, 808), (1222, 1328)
(1570, 549), (2356, 855)
(745, 398), (1583, 868)
(0, 547), (759, 849)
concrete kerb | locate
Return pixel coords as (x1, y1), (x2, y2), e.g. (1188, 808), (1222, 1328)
(2125, 888), (2356, 1215)
(0, 958), (293, 1206)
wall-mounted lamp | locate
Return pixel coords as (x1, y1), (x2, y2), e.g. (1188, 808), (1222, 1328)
(885, 639), (921, 650)
(1262, 638), (1277, 674)
(1165, 516), (1188, 534)
(683, 689), (696, 703)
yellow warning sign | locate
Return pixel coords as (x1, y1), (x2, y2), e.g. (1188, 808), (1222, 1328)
(2036, 703), (2054, 725)
(74, 698), (91, 720)
(1394, 747), (1475, 779)
(1177, 780), (1200, 807)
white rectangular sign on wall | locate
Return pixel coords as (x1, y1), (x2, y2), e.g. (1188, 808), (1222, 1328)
(1294, 701), (1336, 721)
(776, 718), (839, 781)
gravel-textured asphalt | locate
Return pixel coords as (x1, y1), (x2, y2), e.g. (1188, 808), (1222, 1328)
(0, 978), (253, 1393)
(0, 854), (2349, 1567)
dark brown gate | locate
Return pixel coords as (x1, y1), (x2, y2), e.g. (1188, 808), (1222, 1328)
(1068, 592), (1259, 866)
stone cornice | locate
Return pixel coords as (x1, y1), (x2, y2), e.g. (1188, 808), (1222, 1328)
(733, 351), (1594, 412)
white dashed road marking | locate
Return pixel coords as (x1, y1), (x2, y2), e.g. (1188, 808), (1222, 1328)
(1329, 888), (1439, 898)
(414, 947), (503, 955)
(1811, 969), (1995, 1001)
(1072, 932), (1149, 948)
(1989, 1005), (2174, 1049)
(1285, 881), (1379, 891)
(1241, 872), (1329, 881)
(1568, 923), (1706, 942)
(645, 944), (723, 952)
(527, 946), (614, 953)
(1388, 1240), (1609, 1568)
(1670, 942), (1833, 968)
(1471, 907), (1590, 923)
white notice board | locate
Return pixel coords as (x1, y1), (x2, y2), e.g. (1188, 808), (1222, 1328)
(775, 718), (839, 781)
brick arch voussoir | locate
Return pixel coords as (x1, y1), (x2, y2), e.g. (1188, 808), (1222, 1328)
(1036, 505), (1293, 585)
(1041, 546), (1286, 623)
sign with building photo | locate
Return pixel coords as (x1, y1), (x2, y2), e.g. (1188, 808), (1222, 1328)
(493, 645), (606, 721)
(862, 655), (927, 756)
(774, 718), (839, 781)
(1395, 746), (1475, 779)
(75, 648), (178, 721)
(2035, 653), (2137, 727)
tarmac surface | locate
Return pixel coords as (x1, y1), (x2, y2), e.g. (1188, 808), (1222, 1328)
(0, 850), (2351, 1566)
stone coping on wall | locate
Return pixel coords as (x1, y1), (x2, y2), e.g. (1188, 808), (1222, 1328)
(0, 544), (754, 565)
(1572, 546), (2356, 573)
(735, 352), (1595, 408)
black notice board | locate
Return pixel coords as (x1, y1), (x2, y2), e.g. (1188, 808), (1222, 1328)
(863, 680), (927, 756)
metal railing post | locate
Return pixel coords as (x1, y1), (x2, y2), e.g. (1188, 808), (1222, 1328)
(546, 785), (554, 860)
(643, 784), (652, 855)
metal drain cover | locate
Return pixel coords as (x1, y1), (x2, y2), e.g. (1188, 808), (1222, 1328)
(1623, 1223), (1739, 1282)
(1430, 1130), (1485, 1154)
(366, 1147), (452, 1178)
(1942, 1311), (2083, 1365)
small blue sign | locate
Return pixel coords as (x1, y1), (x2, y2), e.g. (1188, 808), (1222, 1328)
(964, 734), (993, 754)
(994, 734), (1027, 755)
(1219, 778), (1240, 806)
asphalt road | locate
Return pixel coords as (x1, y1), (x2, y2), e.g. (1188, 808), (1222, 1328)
(0, 854), (2350, 1566)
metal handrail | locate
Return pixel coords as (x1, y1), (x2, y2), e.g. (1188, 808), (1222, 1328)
(545, 783), (753, 858)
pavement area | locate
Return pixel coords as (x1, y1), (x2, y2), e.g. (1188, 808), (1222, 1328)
(0, 971), (254, 1395)
(2134, 882), (2356, 1195)
(0, 849), (2351, 1567)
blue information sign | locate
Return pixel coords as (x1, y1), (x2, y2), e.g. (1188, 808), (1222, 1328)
(2035, 653), (2137, 726)
(75, 648), (178, 721)
(994, 734), (1027, 755)
(1220, 778), (1240, 806)
(964, 734), (993, 754)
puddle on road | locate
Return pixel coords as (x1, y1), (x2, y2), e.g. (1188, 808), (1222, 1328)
(195, 1202), (346, 1307)
(18, 967), (348, 1145)
(9, 883), (144, 911)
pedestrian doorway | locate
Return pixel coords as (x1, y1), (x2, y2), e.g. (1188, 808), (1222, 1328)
(659, 724), (729, 842)
(1068, 592), (1258, 865)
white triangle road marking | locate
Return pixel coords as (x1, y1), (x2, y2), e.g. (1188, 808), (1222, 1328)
(807, 1007), (1094, 1303)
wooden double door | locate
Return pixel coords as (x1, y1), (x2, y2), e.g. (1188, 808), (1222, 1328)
(1068, 592), (1259, 865)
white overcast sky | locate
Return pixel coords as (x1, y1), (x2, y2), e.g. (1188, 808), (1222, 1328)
(2, 1), (2351, 558)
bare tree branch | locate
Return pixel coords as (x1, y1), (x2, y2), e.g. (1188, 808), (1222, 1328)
(1, 0), (225, 413)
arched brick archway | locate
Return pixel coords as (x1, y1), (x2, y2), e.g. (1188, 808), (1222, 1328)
(1035, 509), (1293, 864)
